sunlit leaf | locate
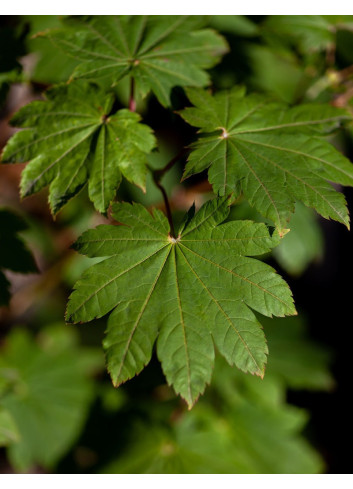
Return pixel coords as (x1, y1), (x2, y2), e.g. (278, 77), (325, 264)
(45, 15), (228, 107)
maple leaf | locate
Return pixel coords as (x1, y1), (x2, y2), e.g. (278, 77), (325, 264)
(262, 15), (353, 54)
(0, 408), (19, 447)
(179, 87), (353, 233)
(44, 15), (228, 107)
(1, 82), (156, 214)
(66, 197), (295, 408)
(0, 326), (102, 470)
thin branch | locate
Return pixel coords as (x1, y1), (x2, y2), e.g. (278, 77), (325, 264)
(153, 147), (188, 181)
(153, 177), (176, 238)
(152, 148), (188, 238)
(129, 77), (136, 112)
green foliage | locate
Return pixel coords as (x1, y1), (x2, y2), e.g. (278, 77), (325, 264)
(22, 16), (78, 84)
(209, 15), (259, 37)
(0, 324), (103, 471)
(0, 209), (37, 305)
(263, 15), (353, 54)
(103, 401), (321, 474)
(263, 316), (333, 391)
(1, 15), (353, 474)
(180, 87), (353, 232)
(2, 82), (156, 214)
(0, 407), (20, 446)
(103, 315), (331, 474)
(66, 197), (295, 407)
(45, 16), (228, 107)
(273, 203), (324, 276)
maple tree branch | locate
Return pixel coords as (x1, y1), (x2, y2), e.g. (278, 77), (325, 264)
(153, 177), (176, 238)
(129, 77), (136, 112)
(153, 147), (188, 181)
(151, 148), (188, 238)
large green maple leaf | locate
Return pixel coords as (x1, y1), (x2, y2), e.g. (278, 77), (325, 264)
(44, 16), (228, 107)
(66, 197), (295, 407)
(1, 82), (155, 214)
(180, 87), (353, 233)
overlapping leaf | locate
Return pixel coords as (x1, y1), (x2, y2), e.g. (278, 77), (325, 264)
(66, 197), (295, 407)
(1, 82), (156, 214)
(44, 15), (228, 107)
(180, 87), (353, 233)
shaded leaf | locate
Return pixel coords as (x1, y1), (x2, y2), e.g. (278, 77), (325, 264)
(264, 316), (334, 391)
(103, 369), (323, 474)
(0, 408), (20, 447)
(274, 203), (324, 276)
(1, 82), (156, 214)
(0, 209), (37, 306)
(0, 22), (26, 107)
(66, 197), (295, 407)
(263, 15), (353, 54)
(180, 87), (353, 232)
(22, 15), (78, 84)
(209, 15), (259, 37)
(0, 325), (102, 471)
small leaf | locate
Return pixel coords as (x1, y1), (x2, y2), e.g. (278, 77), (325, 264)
(67, 197), (295, 408)
(179, 87), (353, 232)
(45, 15), (228, 107)
(1, 82), (156, 215)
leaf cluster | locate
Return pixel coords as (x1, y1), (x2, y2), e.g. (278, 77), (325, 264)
(1, 15), (353, 408)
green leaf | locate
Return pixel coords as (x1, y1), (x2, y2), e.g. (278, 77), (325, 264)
(209, 15), (259, 37)
(274, 203), (324, 276)
(0, 408), (20, 447)
(263, 15), (353, 54)
(180, 88), (353, 233)
(0, 208), (37, 306)
(262, 15), (335, 53)
(264, 316), (334, 391)
(1, 82), (156, 214)
(103, 365), (323, 474)
(66, 197), (295, 408)
(0, 325), (102, 471)
(22, 15), (79, 84)
(245, 44), (309, 104)
(44, 16), (228, 107)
